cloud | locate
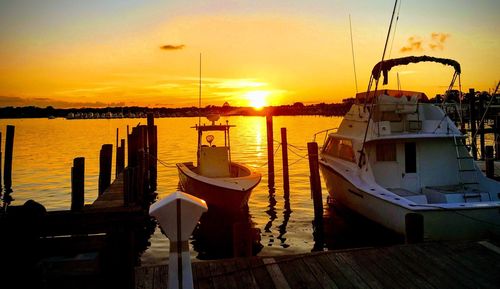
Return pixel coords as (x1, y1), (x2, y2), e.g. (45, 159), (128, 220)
(400, 36), (423, 53)
(0, 95), (124, 108)
(160, 44), (185, 50)
(400, 33), (451, 53)
(429, 32), (450, 50)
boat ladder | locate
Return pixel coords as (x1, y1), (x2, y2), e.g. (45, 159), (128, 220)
(453, 136), (481, 201)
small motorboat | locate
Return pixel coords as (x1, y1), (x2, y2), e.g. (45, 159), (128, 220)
(318, 56), (500, 240)
(177, 115), (261, 210)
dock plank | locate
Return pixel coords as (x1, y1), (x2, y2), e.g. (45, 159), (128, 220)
(414, 243), (489, 289)
(194, 261), (214, 289)
(92, 173), (125, 208)
(301, 254), (339, 289)
(276, 256), (322, 289)
(395, 245), (469, 289)
(315, 253), (354, 289)
(231, 258), (260, 289)
(366, 247), (434, 289)
(263, 258), (291, 289)
(336, 251), (385, 289)
(349, 249), (404, 289)
(246, 257), (274, 289)
(326, 252), (371, 289)
(135, 240), (500, 289)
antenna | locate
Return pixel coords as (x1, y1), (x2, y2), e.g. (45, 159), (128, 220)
(198, 53), (202, 127)
(349, 14), (359, 94)
(397, 72), (401, 91)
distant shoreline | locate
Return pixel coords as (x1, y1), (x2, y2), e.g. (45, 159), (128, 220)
(0, 102), (353, 119)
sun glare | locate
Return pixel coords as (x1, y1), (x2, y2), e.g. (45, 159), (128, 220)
(245, 90), (269, 109)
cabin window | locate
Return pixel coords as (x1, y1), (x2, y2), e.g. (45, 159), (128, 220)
(405, 142), (417, 173)
(376, 143), (396, 161)
(324, 137), (355, 162)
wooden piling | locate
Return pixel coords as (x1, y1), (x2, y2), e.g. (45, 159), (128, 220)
(71, 157), (85, 211)
(266, 115), (275, 189)
(485, 146), (494, 179)
(469, 89), (478, 160)
(98, 144), (113, 195)
(116, 139), (125, 177)
(0, 132), (2, 198)
(495, 115), (500, 160)
(281, 128), (290, 199)
(3, 125), (15, 206)
(478, 93), (485, 159)
(147, 113), (157, 191)
(405, 213), (424, 244)
(307, 142), (323, 226)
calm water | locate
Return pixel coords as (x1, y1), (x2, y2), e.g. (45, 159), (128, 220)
(0, 116), (400, 265)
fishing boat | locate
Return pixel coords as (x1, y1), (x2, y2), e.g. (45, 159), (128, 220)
(177, 114), (261, 210)
(318, 56), (500, 240)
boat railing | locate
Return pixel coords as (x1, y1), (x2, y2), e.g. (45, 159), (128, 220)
(313, 128), (338, 145)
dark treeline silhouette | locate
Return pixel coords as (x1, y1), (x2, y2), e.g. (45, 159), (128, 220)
(0, 102), (353, 119)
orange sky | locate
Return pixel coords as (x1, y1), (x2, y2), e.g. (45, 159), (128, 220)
(0, 1), (499, 108)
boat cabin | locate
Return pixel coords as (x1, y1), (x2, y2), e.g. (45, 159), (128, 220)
(194, 118), (235, 178)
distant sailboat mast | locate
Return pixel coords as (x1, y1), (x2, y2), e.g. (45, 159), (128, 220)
(198, 53), (202, 127)
(349, 14), (359, 94)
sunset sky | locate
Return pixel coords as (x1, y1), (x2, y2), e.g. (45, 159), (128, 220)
(0, 0), (498, 108)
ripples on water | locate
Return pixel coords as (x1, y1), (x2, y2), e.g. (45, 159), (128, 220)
(0, 116), (401, 265)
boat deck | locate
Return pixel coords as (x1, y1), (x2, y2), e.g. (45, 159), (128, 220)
(135, 239), (500, 289)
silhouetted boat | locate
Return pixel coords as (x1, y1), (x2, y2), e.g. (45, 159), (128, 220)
(318, 56), (500, 240)
(177, 115), (261, 210)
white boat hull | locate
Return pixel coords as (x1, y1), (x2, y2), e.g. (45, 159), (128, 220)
(320, 162), (500, 240)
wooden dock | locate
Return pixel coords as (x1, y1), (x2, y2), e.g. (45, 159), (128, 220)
(135, 239), (500, 289)
(0, 114), (159, 289)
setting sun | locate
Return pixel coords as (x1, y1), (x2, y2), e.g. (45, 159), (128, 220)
(245, 90), (269, 109)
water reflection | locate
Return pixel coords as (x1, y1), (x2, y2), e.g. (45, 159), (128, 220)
(276, 196), (292, 248)
(191, 206), (262, 260)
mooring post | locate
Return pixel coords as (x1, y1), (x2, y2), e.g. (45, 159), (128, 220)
(3, 125), (15, 208)
(405, 213), (424, 244)
(147, 113), (157, 191)
(266, 115), (275, 189)
(116, 139), (125, 177)
(495, 115), (500, 160)
(478, 93), (485, 159)
(281, 127), (290, 199)
(0, 132), (2, 199)
(71, 157), (85, 211)
(149, 191), (208, 289)
(469, 89), (478, 160)
(98, 144), (113, 195)
(485, 145), (494, 179)
(307, 142), (323, 226)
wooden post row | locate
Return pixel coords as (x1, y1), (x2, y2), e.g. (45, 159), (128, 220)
(3, 125), (15, 205)
(98, 144), (113, 195)
(71, 157), (85, 211)
(281, 127), (290, 199)
(147, 113), (157, 191)
(307, 142), (323, 225)
(485, 145), (494, 179)
(266, 115), (275, 189)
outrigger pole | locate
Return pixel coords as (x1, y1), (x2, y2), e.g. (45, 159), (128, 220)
(358, 0), (399, 168)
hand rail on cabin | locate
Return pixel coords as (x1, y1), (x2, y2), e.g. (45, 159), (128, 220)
(313, 128), (338, 146)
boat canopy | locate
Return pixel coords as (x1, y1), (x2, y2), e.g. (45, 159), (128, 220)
(371, 55), (461, 85)
(355, 89), (428, 102)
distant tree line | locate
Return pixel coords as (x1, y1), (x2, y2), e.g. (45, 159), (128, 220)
(0, 102), (353, 119)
